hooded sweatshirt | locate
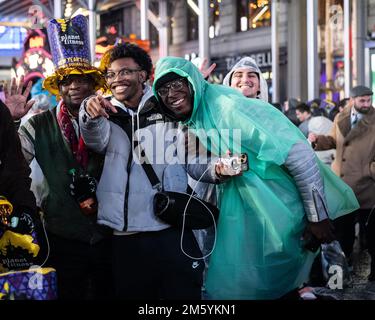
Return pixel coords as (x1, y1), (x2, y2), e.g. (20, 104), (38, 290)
(153, 56), (359, 300)
(222, 56), (269, 102)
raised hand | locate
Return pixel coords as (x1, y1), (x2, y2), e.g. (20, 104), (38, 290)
(4, 76), (35, 120)
(199, 58), (217, 80)
(308, 133), (318, 143)
(85, 94), (117, 119)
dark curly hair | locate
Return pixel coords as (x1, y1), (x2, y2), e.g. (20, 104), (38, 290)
(109, 42), (153, 80)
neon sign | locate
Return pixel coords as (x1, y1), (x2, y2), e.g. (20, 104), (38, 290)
(29, 36), (44, 48)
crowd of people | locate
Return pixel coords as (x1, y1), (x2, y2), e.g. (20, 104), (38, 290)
(0, 15), (373, 300)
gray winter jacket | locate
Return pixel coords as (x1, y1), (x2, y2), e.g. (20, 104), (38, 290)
(79, 86), (219, 232)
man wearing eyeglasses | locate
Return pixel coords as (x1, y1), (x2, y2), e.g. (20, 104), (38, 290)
(79, 43), (222, 300)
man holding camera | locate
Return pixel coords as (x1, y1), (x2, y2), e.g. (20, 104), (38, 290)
(152, 56), (359, 300)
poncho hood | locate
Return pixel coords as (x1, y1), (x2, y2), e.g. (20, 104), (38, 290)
(153, 56), (207, 123)
(153, 56), (301, 177)
(222, 56), (269, 102)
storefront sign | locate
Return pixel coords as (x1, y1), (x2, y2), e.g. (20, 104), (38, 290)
(225, 51), (272, 70)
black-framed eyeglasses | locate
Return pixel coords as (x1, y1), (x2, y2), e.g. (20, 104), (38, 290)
(59, 75), (92, 86)
(157, 78), (186, 97)
(105, 67), (141, 82)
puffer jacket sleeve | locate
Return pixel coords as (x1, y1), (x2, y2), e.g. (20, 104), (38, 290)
(79, 96), (111, 154)
(284, 141), (329, 222)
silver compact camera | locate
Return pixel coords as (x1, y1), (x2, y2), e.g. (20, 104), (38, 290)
(218, 153), (249, 176)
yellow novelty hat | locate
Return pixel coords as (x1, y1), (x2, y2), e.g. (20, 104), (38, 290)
(43, 15), (106, 96)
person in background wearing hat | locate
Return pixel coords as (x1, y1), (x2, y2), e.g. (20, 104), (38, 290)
(309, 85), (375, 280)
(79, 43), (224, 300)
(223, 56), (269, 102)
(5, 15), (113, 300)
(222, 57), (291, 114)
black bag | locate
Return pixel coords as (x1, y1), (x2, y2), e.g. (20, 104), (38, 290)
(136, 144), (219, 230)
(153, 191), (219, 229)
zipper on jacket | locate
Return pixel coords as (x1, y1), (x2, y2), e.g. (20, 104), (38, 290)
(122, 114), (136, 231)
(312, 185), (329, 222)
(122, 148), (133, 231)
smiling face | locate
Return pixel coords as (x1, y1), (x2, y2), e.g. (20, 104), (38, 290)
(106, 57), (147, 108)
(157, 77), (193, 121)
(230, 68), (260, 98)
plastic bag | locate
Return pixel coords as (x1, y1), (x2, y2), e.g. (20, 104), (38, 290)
(321, 240), (353, 289)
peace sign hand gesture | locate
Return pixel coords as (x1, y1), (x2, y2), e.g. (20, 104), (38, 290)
(4, 76), (35, 120)
(199, 58), (217, 80)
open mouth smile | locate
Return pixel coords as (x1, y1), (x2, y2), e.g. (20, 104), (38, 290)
(169, 98), (185, 108)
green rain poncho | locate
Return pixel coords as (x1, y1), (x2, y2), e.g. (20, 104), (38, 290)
(153, 57), (359, 300)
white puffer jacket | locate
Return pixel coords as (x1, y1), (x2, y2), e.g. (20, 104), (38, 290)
(79, 86), (219, 232)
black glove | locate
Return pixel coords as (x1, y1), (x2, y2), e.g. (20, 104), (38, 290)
(303, 232), (321, 252)
(70, 173), (97, 203)
(308, 219), (336, 243)
(69, 172), (98, 216)
(303, 219), (336, 252)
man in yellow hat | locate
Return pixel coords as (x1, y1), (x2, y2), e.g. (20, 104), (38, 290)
(6, 15), (112, 300)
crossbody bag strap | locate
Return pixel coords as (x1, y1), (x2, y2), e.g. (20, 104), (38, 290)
(133, 140), (162, 191)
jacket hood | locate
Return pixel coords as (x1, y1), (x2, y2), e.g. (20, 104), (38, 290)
(153, 56), (206, 123)
(222, 57), (269, 102)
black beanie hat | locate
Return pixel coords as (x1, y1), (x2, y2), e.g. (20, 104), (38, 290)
(155, 72), (182, 91)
